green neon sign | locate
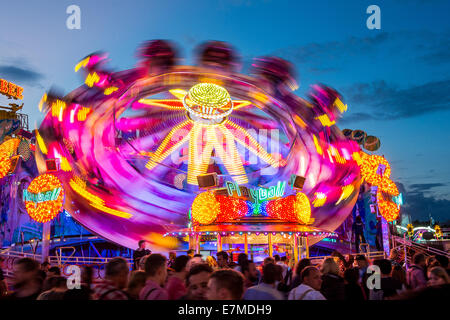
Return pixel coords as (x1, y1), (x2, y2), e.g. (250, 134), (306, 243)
(23, 188), (61, 203)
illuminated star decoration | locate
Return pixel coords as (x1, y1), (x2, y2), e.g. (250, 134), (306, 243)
(141, 83), (286, 185)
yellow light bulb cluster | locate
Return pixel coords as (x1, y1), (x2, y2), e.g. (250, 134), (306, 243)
(315, 114), (336, 127)
(25, 174), (64, 223)
(294, 192), (312, 224)
(191, 191), (219, 225)
(0, 138), (20, 178)
(85, 72), (100, 87)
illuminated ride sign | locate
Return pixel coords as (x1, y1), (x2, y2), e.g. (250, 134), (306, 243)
(23, 174), (65, 223)
(0, 79), (24, 100)
(190, 179), (312, 225)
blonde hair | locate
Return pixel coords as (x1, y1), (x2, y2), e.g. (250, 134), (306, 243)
(206, 255), (218, 269)
(429, 266), (450, 284)
(321, 257), (340, 275)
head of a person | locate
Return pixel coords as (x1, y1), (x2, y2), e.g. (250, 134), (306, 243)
(321, 257), (340, 276)
(241, 260), (258, 283)
(281, 256), (289, 265)
(295, 258), (311, 277)
(389, 249), (398, 260)
(355, 215), (362, 223)
(41, 261), (50, 271)
(237, 253), (248, 266)
(127, 270), (147, 299)
(391, 265), (406, 285)
(194, 254), (203, 258)
(187, 249), (195, 258)
(301, 266), (322, 291)
(344, 268), (360, 284)
(48, 266), (61, 277)
(138, 240), (147, 250)
(144, 254), (167, 286)
(427, 266), (450, 286)
(206, 255), (217, 268)
(355, 255), (369, 268)
(48, 276), (67, 291)
(216, 251), (229, 268)
(169, 251), (177, 260)
(262, 262), (281, 285)
(263, 257), (275, 266)
(377, 259), (393, 276)
(426, 256), (439, 268)
(81, 265), (93, 285)
(105, 257), (130, 289)
(435, 255), (449, 269)
(13, 258), (40, 286)
(273, 254), (281, 262)
(173, 255), (190, 274)
(186, 256), (204, 271)
(186, 263), (213, 300)
(413, 253), (426, 268)
(207, 269), (244, 300)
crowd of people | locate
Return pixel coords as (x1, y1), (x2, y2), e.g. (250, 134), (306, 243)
(0, 243), (449, 300)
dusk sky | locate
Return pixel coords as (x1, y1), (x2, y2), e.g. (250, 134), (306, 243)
(1, 0), (449, 223)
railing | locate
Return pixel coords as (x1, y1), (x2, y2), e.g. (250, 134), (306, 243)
(391, 235), (450, 266)
(309, 250), (386, 266)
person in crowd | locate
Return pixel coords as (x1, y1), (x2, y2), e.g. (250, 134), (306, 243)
(93, 257), (130, 300)
(263, 257), (275, 265)
(181, 263), (213, 300)
(140, 253), (168, 300)
(274, 254), (288, 281)
(133, 240), (151, 270)
(187, 249), (195, 259)
(434, 255), (449, 275)
(241, 260), (258, 289)
(38, 261), (50, 281)
(352, 215), (366, 253)
(290, 258), (311, 289)
(167, 251), (177, 269)
(138, 254), (150, 271)
(37, 276), (67, 300)
(288, 266), (326, 300)
(63, 265), (93, 300)
(204, 255), (216, 270)
(391, 265), (408, 292)
(369, 259), (402, 300)
(194, 254), (203, 259)
(355, 254), (370, 297)
(407, 253), (427, 289)
(186, 256), (204, 272)
(7, 258), (42, 300)
(216, 251), (229, 269)
(166, 255), (189, 300)
(243, 262), (284, 300)
(280, 256), (292, 287)
(389, 249), (402, 268)
(234, 253), (248, 273)
(207, 269), (244, 300)
(426, 256), (440, 270)
(126, 270), (147, 300)
(0, 257), (8, 297)
(320, 257), (345, 300)
(427, 266), (450, 286)
(47, 266), (61, 277)
(344, 268), (365, 300)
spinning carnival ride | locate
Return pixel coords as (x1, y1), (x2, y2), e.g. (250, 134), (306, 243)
(35, 41), (367, 253)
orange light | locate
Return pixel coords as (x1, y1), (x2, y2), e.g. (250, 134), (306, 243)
(24, 174), (64, 223)
(191, 192), (219, 225)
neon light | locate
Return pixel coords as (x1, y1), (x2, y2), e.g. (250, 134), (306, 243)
(0, 79), (23, 99)
(24, 174), (64, 223)
(336, 184), (354, 205)
(312, 192), (327, 207)
(104, 86), (118, 95)
(75, 56), (90, 72)
(334, 98), (347, 113)
(315, 114), (335, 127)
(85, 72), (100, 87)
(313, 134), (323, 155)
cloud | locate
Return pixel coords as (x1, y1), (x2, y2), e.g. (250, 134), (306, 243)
(409, 183), (446, 192)
(403, 191), (450, 223)
(0, 65), (45, 86)
(340, 79), (450, 121)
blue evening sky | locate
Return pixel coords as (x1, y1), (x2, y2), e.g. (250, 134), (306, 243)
(1, 0), (449, 222)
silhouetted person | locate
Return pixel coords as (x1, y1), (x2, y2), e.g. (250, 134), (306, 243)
(352, 216), (366, 253)
(133, 240), (151, 270)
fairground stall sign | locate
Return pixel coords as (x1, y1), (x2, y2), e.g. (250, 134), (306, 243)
(0, 79), (24, 100)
